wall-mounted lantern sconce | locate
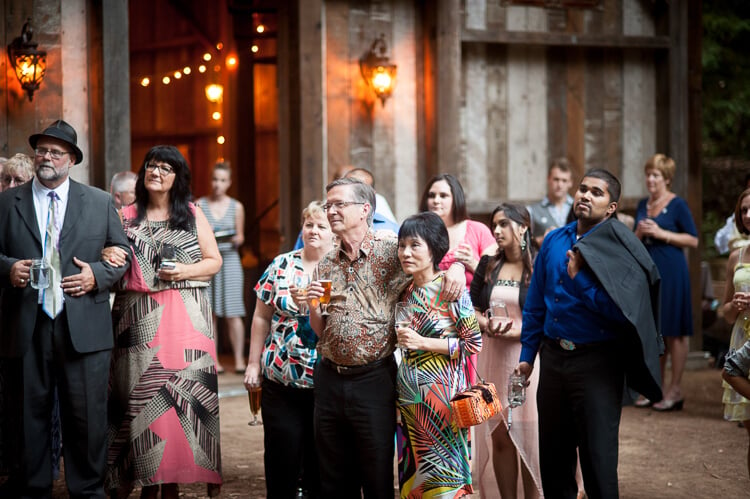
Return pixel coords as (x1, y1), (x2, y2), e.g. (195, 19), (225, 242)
(7, 19), (47, 102)
(359, 34), (397, 107)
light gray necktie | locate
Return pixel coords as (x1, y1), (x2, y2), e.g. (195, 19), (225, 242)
(43, 191), (62, 318)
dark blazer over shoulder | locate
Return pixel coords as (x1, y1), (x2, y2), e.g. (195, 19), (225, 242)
(0, 180), (130, 357)
(574, 217), (664, 403)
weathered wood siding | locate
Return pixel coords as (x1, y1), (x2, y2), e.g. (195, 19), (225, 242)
(314, 0), (670, 222)
(461, 0), (664, 213)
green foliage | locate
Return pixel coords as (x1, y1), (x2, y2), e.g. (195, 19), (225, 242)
(703, 3), (750, 158)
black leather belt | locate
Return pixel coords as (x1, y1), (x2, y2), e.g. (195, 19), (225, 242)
(544, 336), (613, 352)
(321, 356), (391, 375)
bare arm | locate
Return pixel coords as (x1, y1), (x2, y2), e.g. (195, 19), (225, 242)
(722, 250), (742, 324)
(233, 201), (245, 248)
(244, 298), (273, 388)
(723, 370), (750, 399)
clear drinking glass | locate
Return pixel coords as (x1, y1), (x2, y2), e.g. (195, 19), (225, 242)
(484, 299), (510, 334)
(159, 244), (177, 269)
(30, 258), (50, 290)
(395, 302), (413, 354)
(507, 373), (526, 429)
(741, 283), (750, 323)
(294, 273), (311, 314)
(247, 382), (262, 426)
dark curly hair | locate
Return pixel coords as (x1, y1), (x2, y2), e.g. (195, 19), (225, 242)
(134, 145), (195, 231)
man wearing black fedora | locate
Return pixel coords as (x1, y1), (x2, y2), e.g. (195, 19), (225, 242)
(0, 119), (130, 498)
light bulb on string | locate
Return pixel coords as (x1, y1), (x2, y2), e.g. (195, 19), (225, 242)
(217, 135), (225, 145)
(212, 111), (222, 121)
(140, 77), (150, 87)
(162, 76), (170, 85)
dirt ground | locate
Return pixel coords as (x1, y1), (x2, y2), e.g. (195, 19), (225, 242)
(51, 363), (749, 498)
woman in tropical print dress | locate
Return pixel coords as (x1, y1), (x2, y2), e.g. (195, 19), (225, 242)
(105, 146), (223, 499)
(395, 212), (482, 498)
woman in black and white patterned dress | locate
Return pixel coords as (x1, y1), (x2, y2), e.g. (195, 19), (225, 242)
(197, 162), (247, 373)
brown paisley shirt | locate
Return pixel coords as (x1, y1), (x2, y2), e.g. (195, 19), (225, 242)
(316, 229), (411, 365)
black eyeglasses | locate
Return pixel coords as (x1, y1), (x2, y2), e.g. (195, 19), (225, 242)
(145, 162), (175, 175)
(322, 201), (365, 212)
(35, 148), (71, 160)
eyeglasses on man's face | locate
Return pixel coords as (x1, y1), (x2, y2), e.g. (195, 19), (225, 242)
(322, 201), (365, 212)
(34, 147), (72, 161)
(145, 162), (175, 175)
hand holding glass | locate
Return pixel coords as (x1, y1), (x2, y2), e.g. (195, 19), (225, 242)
(30, 258), (50, 290)
(247, 382), (262, 426)
(394, 302), (414, 354)
(741, 284), (750, 322)
(506, 372), (526, 430)
(294, 273), (311, 314)
(159, 244), (177, 270)
(484, 300), (510, 334)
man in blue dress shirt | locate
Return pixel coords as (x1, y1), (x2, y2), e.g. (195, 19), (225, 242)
(516, 169), (662, 499)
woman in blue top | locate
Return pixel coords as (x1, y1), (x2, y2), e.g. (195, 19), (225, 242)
(634, 154), (698, 411)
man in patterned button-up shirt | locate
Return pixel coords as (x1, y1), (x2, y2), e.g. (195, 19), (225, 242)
(306, 177), (465, 498)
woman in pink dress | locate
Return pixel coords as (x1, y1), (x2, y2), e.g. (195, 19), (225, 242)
(470, 203), (542, 498)
(419, 174), (496, 290)
(105, 146), (223, 499)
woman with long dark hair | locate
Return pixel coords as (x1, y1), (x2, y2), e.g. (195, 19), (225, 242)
(106, 145), (223, 498)
(471, 203), (542, 498)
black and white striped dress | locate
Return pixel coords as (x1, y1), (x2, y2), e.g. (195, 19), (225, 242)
(198, 197), (246, 318)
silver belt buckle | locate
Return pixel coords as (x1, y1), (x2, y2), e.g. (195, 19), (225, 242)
(559, 339), (576, 351)
(335, 364), (347, 374)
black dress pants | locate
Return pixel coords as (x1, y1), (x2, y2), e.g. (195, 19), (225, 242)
(261, 377), (320, 499)
(313, 358), (397, 499)
(537, 339), (624, 499)
(16, 309), (110, 499)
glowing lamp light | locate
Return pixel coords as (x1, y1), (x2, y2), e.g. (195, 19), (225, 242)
(173, 71), (182, 79)
(205, 83), (224, 103)
(212, 111), (222, 121)
(226, 55), (238, 68)
(203, 52), (212, 62)
(216, 42), (224, 51)
(198, 65), (207, 73)
(162, 76), (171, 85)
(6, 19), (47, 102)
(183, 66), (191, 75)
(217, 135), (226, 145)
(140, 77), (151, 87)
(256, 24), (265, 34)
(359, 33), (397, 106)
(251, 45), (259, 54)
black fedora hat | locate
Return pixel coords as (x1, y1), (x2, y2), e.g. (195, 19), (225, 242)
(29, 120), (84, 165)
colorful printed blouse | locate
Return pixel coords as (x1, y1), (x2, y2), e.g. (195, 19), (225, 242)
(254, 249), (317, 389)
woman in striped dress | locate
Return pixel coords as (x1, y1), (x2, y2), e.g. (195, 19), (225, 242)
(106, 146), (223, 498)
(198, 162), (247, 373)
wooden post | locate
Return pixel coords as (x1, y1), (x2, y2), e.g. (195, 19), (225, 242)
(101, 0), (131, 188)
(436, 0), (461, 174)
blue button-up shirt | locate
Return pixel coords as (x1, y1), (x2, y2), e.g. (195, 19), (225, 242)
(520, 221), (627, 364)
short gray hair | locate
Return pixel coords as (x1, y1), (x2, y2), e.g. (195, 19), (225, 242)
(110, 170), (137, 195)
(326, 177), (376, 227)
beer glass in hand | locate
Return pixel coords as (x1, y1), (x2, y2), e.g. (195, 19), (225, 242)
(313, 267), (332, 315)
(247, 382), (262, 426)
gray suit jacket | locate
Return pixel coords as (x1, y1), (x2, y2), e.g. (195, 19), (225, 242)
(0, 179), (130, 356)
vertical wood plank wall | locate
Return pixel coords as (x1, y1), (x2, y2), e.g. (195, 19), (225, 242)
(315, 0), (669, 222)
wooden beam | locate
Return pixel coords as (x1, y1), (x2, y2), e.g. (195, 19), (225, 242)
(462, 28), (671, 49)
